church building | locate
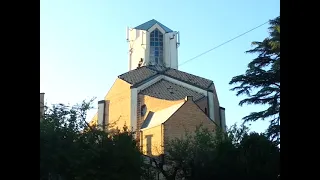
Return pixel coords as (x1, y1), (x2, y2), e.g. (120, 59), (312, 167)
(89, 19), (226, 156)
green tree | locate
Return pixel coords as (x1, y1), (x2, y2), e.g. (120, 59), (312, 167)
(158, 125), (280, 180)
(237, 132), (280, 180)
(40, 99), (143, 180)
(229, 16), (280, 144)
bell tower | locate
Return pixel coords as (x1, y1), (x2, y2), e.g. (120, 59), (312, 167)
(126, 19), (180, 70)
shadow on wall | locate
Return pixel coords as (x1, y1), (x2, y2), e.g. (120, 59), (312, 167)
(105, 100), (110, 130)
(97, 100), (110, 131)
(141, 111), (154, 129)
(145, 134), (153, 156)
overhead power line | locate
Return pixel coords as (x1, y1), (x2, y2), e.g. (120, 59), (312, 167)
(88, 19), (272, 117)
(178, 20), (270, 67)
(92, 21), (270, 106)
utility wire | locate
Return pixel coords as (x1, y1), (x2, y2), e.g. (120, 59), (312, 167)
(88, 20), (272, 119)
(178, 20), (270, 67)
(90, 21), (270, 107)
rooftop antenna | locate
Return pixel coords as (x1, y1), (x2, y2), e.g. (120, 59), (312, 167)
(177, 31), (180, 48)
(126, 27), (129, 42)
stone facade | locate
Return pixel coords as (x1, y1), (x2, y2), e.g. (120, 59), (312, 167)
(103, 78), (132, 131)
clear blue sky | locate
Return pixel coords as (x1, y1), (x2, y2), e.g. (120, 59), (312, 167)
(40, 0), (279, 133)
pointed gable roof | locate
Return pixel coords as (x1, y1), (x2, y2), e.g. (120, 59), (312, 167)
(164, 68), (213, 89)
(140, 101), (185, 130)
(134, 19), (173, 33)
(140, 97), (217, 130)
(140, 79), (205, 101)
(118, 66), (157, 85)
(118, 65), (213, 90)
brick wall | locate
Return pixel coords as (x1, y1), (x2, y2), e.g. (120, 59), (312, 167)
(163, 99), (216, 151)
(86, 78), (131, 132)
(136, 95), (185, 144)
(104, 79), (132, 131)
(136, 95), (143, 143)
(195, 97), (208, 115)
(139, 95), (185, 119)
(140, 125), (163, 156)
(89, 113), (98, 127)
(88, 79), (131, 131)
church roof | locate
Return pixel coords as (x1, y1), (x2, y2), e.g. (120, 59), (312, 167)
(118, 66), (157, 85)
(164, 68), (213, 89)
(140, 79), (205, 101)
(118, 65), (213, 90)
(140, 102), (185, 130)
(134, 19), (173, 33)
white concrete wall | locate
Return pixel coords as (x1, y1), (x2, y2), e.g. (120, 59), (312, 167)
(130, 88), (138, 133)
(220, 108), (226, 131)
(128, 29), (147, 70)
(128, 23), (179, 70)
(164, 31), (178, 69)
(97, 100), (105, 130)
(104, 101), (109, 129)
(208, 92), (215, 122)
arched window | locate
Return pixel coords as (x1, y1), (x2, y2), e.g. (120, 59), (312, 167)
(150, 29), (163, 65)
(141, 104), (147, 116)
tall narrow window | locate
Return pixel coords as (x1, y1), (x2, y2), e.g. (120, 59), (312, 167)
(150, 29), (163, 65)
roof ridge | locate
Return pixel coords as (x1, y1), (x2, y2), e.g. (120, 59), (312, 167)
(118, 66), (146, 77)
(168, 68), (213, 83)
(145, 65), (169, 73)
(118, 66), (159, 85)
(118, 65), (213, 90)
(140, 79), (205, 101)
(166, 79), (203, 95)
(134, 19), (173, 33)
(140, 101), (186, 130)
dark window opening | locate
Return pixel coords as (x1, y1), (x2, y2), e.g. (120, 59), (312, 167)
(141, 104), (147, 116)
(150, 29), (163, 65)
(204, 108), (207, 114)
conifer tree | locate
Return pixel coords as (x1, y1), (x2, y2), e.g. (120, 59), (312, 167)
(229, 16), (280, 144)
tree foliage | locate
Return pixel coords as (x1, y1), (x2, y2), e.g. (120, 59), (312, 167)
(40, 100), (143, 180)
(157, 125), (280, 180)
(40, 100), (280, 180)
(229, 16), (280, 144)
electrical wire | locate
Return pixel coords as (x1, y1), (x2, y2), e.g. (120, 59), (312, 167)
(178, 20), (270, 67)
(91, 21), (270, 107)
(88, 19), (272, 121)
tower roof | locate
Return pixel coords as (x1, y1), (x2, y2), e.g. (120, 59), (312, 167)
(134, 19), (173, 33)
